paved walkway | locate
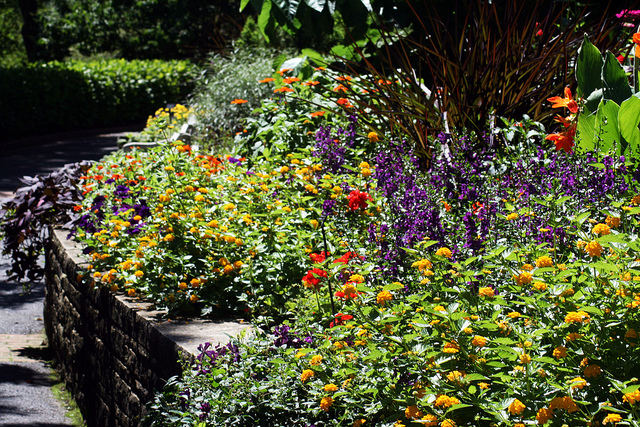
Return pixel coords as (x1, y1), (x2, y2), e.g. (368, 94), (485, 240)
(0, 131), (127, 425)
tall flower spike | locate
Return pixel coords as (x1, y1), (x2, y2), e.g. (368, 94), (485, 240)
(547, 87), (578, 114)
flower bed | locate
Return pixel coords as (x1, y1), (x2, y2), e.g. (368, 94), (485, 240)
(68, 62), (640, 426)
(5, 33), (640, 426)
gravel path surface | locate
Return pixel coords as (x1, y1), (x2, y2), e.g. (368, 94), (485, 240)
(0, 131), (128, 425)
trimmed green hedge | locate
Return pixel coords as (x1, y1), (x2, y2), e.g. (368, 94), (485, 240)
(0, 59), (197, 141)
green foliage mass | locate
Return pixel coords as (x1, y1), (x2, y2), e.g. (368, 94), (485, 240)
(0, 0), (28, 66)
(35, 0), (246, 61)
(0, 59), (197, 141)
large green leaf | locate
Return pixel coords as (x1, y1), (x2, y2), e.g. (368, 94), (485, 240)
(618, 95), (640, 155)
(602, 51), (633, 105)
(576, 35), (603, 110)
(593, 99), (620, 154)
(257, 0), (274, 43)
(575, 112), (596, 154)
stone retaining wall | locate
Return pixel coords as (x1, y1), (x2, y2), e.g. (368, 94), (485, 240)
(44, 228), (250, 426)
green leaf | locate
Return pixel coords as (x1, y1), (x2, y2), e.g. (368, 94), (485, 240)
(465, 373), (490, 382)
(593, 99), (621, 154)
(383, 282), (405, 291)
(257, 0), (274, 43)
(576, 112), (596, 154)
(619, 95), (640, 156)
(602, 51), (633, 105)
(575, 35), (603, 105)
(622, 384), (640, 394)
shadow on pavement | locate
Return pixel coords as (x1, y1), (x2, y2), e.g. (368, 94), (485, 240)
(0, 280), (45, 310)
(0, 132), (124, 193)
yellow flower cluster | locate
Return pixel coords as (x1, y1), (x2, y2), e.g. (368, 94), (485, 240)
(433, 394), (460, 408)
(508, 398), (526, 415)
(564, 311), (590, 324)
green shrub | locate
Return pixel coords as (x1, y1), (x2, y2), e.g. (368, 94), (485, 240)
(187, 48), (286, 151)
(34, 0), (245, 61)
(0, 59), (197, 141)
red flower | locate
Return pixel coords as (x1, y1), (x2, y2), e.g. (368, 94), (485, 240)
(302, 268), (327, 290)
(347, 190), (371, 211)
(333, 251), (360, 264)
(547, 87), (578, 114)
(336, 98), (354, 108)
(330, 313), (354, 328)
(546, 123), (576, 153)
(310, 251), (329, 264)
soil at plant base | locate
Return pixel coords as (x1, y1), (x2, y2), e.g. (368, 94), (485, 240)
(0, 130), (128, 425)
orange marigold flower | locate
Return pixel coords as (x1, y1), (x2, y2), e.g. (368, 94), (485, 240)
(553, 346), (568, 359)
(310, 355), (323, 366)
(368, 131), (380, 143)
(602, 413), (623, 425)
(324, 383), (338, 392)
(302, 80), (320, 86)
(442, 341), (460, 354)
(564, 311), (590, 324)
(421, 414), (438, 426)
(259, 77), (275, 83)
(549, 396), (579, 413)
(274, 87), (294, 93)
(436, 247), (453, 258)
(585, 240), (603, 257)
(301, 369), (315, 382)
(310, 111), (325, 117)
(441, 419), (456, 427)
(230, 98), (248, 104)
(634, 33), (640, 58)
(533, 281), (547, 291)
(433, 395), (460, 408)
(478, 287), (495, 297)
(535, 255), (553, 268)
(623, 389), (640, 405)
(536, 407), (553, 425)
(583, 364), (602, 378)
(472, 335), (487, 347)
(514, 271), (533, 286)
(320, 396), (334, 411)
(547, 87), (579, 114)
(508, 399), (526, 415)
(592, 223), (611, 235)
(337, 98), (354, 108)
(377, 290), (393, 305)
(569, 377), (587, 389)
(606, 215), (621, 228)
(405, 405), (423, 420)
(283, 76), (301, 84)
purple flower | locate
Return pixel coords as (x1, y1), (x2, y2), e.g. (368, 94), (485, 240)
(113, 185), (130, 198)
